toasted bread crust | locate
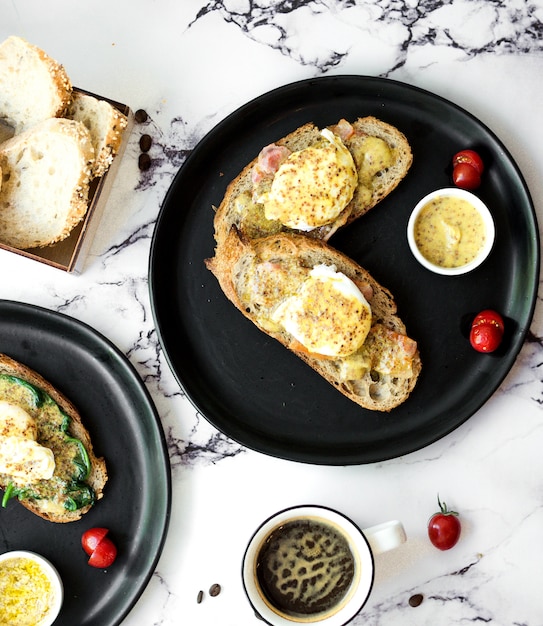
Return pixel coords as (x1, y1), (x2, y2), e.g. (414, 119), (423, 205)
(66, 91), (128, 178)
(0, 353), (107, 522)
(206, 229), (421, 411)
(213, 117), (412, 247)
(343, 116), (413, 222)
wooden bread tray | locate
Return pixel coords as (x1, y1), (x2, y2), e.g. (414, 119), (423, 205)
(0, 88), (134, 273)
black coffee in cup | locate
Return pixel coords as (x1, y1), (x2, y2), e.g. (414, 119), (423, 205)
(255, 516), (357, 620)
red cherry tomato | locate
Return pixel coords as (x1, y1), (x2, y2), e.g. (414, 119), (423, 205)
(88, 537), (117, 568)
(452, 149), (484, 190)
(81, 527), (117, 568)
(428, 495), (461, 551)
(452, 162), (481, 190)
(472, 309), (504, 331)
(470, 309), (504, 353)
(452, 149), (484, 175)
(81, 527), (109, 556)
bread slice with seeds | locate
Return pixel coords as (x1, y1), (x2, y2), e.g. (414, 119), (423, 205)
(0, 36), (72, 133)
(66, 91), (128, 178)
(0, 117), (95, 249)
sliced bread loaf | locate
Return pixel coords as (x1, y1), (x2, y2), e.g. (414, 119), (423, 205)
(0, 36), (72, 133)
(66, 91), (128, 178)
(0, 118), (95, 249)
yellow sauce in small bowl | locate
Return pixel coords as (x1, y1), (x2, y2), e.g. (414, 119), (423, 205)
(0, 551), (63, 626)
(407, 188), (495, 275)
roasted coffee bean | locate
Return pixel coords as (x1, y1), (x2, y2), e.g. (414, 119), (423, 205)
(138, 153), (151, 171)
(408, 593), (424, 607)
(134, 109), (148, 123)
(139, 134), (152, 152)
(209, 583), (221, 597)
(197, 590), (204, 604)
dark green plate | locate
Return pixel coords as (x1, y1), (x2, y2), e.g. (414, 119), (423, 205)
(149, 75), (539, 465)
(0, 299), (171, 625)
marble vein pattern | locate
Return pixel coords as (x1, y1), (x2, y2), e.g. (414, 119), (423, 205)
(1, 0), (542, 480)
(125, 0), (543, 477)
(1, 1), (543, 624)
(189, 0), (543, 73)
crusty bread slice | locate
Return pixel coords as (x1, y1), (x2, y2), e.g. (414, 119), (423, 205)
(0, 117), (95, 249)
(66, 91), (128, 178)
(206, 229), (421, 411)
(0, 36), (72, 133)
(0, 353), (107, 522)
(341, 116), (413, 223)
(213, 117), (412, 247)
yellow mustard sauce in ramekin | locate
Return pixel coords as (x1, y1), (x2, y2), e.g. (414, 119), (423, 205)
(407, 188), (495, 276)
(0, 551), (63, 626)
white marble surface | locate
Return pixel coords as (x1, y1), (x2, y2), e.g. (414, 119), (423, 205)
(2, 1), (543, 624)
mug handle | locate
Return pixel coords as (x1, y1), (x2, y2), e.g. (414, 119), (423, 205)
(362, 520), (407, 555)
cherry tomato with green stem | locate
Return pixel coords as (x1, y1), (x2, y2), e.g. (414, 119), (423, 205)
(428, 495), (461, 550)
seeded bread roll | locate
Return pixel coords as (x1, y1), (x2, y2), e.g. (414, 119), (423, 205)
(67, 91), (128, 178)
(206, 229), (421, 411)
(0, 36), (72, 133)
(213, 116), (412, 247)
(0, 353), (107, 523)
(0, 117), (95, 249)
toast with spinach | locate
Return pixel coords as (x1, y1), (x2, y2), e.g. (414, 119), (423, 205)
(0, 353), (107, 522)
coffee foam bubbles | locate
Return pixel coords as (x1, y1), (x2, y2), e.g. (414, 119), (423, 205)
(255, 516), (360, 621)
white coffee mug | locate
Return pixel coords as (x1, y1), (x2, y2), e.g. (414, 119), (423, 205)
(242, 505), (406, 625)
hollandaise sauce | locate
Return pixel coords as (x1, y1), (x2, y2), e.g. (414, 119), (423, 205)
(0, 374), (94, 514)
(413, 196), (486, 268)
(234, 191), (283, 239)
(351, 136), (393, 186)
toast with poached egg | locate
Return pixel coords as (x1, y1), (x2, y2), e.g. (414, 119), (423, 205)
(213, 116), (412, 246)
(0, 353), (107, 522)
(206, 229), (421, 411)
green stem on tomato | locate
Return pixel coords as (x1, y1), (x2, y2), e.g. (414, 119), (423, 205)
(437, 493), (458, 516)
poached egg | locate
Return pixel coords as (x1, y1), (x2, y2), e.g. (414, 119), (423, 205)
(0, 400), (55, 483)
(272, 264), (372, 357)
(259, 129), (358, 231)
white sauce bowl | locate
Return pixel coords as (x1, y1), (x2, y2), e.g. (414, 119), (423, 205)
(407, 187), (495, 276)
(0, 550), (63, 626)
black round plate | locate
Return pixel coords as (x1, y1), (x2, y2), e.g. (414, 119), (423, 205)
(149, 75), (539, 465)
(0, 300), (171, 625)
